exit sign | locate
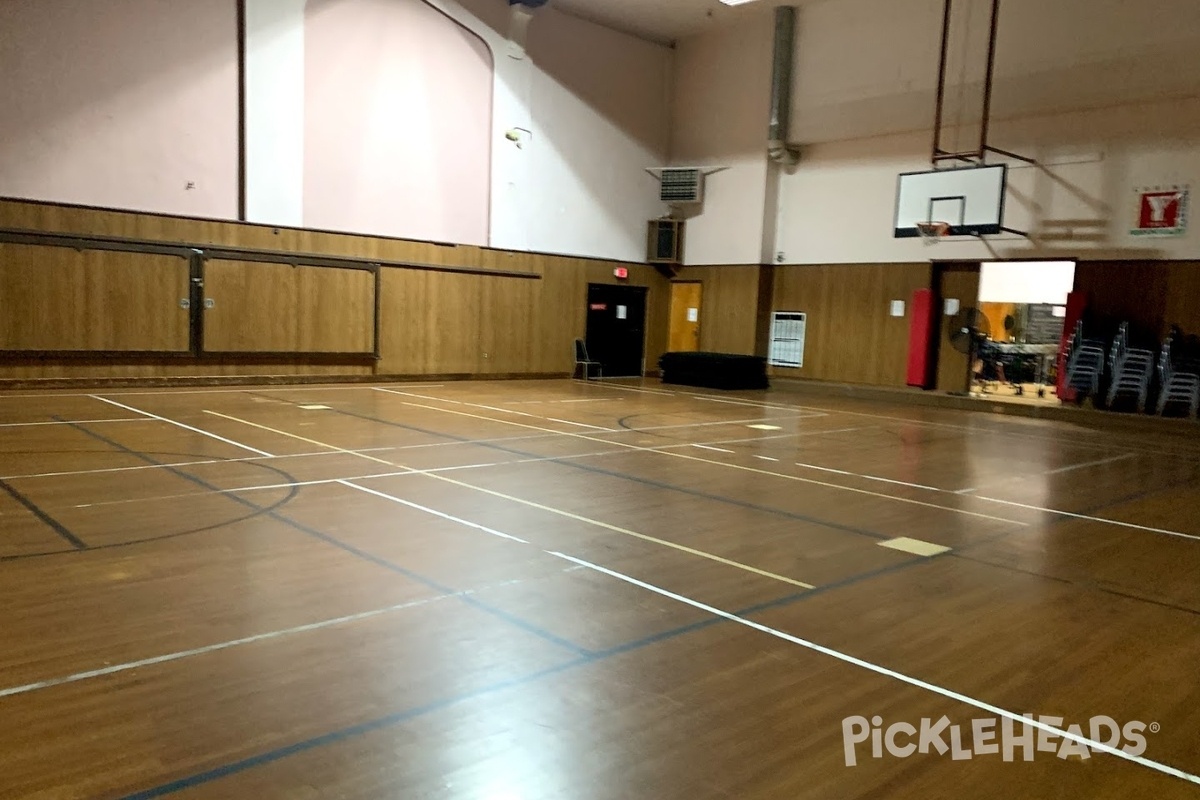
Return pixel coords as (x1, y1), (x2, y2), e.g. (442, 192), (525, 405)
(613, 267), (629, 279)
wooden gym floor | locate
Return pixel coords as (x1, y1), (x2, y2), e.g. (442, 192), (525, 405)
(3, 378), (1200, 799)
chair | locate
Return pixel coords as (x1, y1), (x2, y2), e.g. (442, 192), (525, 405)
(1064, 320), (1106, 399)
(1106, 323), (1155, 412)
(573, 338), (602, 380)
(1156, 337), (1200, 418)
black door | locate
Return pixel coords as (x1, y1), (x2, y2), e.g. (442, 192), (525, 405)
(585, 284), (647, 378)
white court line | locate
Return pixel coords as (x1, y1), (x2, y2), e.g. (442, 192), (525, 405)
(204, 411), (395, 466)
(785, 455), (1200, 541)
(971, 496), (1200, 543)
(373, 390), (1024, 527)
(1044, 453), (1138, 475)
(0, 418), (150, 429)
(379, 389), (816, 433)
(670, 386), (1200, 459)
(794, 461), (947, 493)
(90, 396), (273, 457)
(687, 428), (868, 447)
(546, 416), (614, 430)
(372, 388), (619, 431)
(1, 416), (843, 483)
(57, 432), (868, 513)
(340, 482), (530, 545)
(554, 552), (1200, 788)
(505, 398), (613, 406)
(338, 480), (815, 589)
(385, 388), (1200, 539)
(951, 453), (1139, 495)
(0, 439), (517, 483)
(755, 456), (780, 462)
(204, 412), (816, 590)
(0, 569), (573, 701)
(51, 402), (1200, 786)
(655, 384), (1138, 448)
(0, 384), (447, 400)
(64, 450), (648, 511)
(572, 380), (674, 396)
(692, 445), (734, 453)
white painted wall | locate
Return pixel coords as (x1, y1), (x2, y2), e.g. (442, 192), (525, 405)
(244, 0), (306, 227)
(451, 0), (671, 260)
(777, 98), (1200, 264)
(0, 0), (238, 217)
(670, 13), (774, 266)
(673, 0), (1200, 265)
(979, 261), (1075, 305)
(4, 0), (671, 263)
(523, 8), (671, 261)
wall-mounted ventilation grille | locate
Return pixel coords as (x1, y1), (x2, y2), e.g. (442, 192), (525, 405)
(659, 168), (703, 204)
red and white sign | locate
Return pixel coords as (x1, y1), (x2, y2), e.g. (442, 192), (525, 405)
(1132, 186), (1189, 236)
(613, 267), (629, 280)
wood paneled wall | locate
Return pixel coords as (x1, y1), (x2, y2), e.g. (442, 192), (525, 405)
(0, 244), (190, 353)
(0, 200), (539, 276)
(204, 261), (375, 354)
(671, 266), (764, 356)
(1074, 260), (1200, 340)
(0, 199), (669, 383)
(376, 260), (667, 377)
(769, 263), (931, 387)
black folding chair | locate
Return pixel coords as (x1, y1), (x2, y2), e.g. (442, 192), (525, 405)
(573, 339), (602, 380)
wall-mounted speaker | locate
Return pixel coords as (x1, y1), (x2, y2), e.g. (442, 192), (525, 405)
(647, 219), (684, 264)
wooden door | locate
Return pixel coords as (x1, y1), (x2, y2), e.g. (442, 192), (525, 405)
(934, 262), (981, 393)
(668, 281), (702, 353)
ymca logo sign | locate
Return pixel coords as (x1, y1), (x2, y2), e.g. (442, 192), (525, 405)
(1132, 186), (1189, 237)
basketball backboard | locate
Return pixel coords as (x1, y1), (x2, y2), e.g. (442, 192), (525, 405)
(894, 164), (1019, 239)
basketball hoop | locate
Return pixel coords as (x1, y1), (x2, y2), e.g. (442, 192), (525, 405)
(916, 220), (952, 245)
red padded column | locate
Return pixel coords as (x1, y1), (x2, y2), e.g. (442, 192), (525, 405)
(906, 289), (935, 388)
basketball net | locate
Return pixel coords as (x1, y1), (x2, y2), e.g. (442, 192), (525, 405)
(916, 220), (951, 246)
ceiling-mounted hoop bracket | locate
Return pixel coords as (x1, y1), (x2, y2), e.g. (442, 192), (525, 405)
(930, 0), (1037, 170)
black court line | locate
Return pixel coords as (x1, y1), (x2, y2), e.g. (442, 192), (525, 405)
(638, 382), (1200, 461)
(67, 421), (593, 660)
(115, 554), (935, 800)
(948, 472), (1200, 617)
(1, 438), (307, 562)
(0, 477), (87, 550)
(320, 395), (1200, 623)
(314, 402), (896, 542)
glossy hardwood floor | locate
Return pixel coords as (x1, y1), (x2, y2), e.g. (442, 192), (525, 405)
(2, 378), (1199, 799)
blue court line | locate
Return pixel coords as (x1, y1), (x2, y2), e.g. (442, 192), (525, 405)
(65, 421), (593, 660)
(0, 476), (87, 549)
(319, 402), (891, 542)
(114, 555), (932, 800)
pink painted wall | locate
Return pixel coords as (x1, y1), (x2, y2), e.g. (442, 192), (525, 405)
(303, 0), (492, 244)
(0, 0), (239, 217)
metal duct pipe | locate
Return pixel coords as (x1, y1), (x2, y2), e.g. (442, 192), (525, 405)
(768, 6), (800, 167)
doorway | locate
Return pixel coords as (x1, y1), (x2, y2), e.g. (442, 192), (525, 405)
(585, 284), (647, 378)
(668, 281), (703, 353)
(973, 260), (1076, 405)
